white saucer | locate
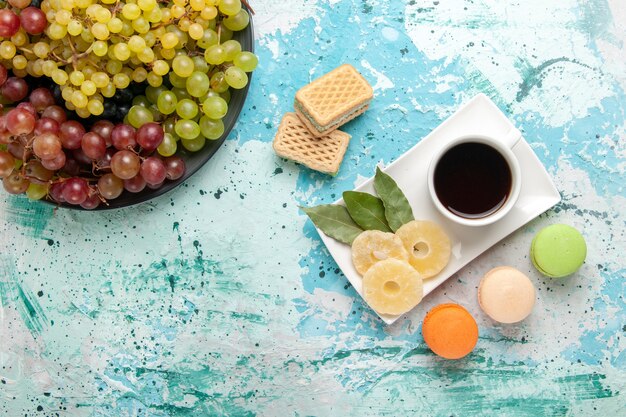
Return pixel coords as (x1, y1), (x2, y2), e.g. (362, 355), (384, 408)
(315, 93), (561, 325)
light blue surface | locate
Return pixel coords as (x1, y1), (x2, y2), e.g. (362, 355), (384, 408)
(1, 0), (625, 415)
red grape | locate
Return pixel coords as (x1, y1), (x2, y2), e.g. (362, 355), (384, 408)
(29, 87), (56, 112)
(17, 102), (37, 116)
(2, 172), (28, 194)
(6, 108), (36, 136)
(0, 131), (11, 144)
(59, 120), (86, 150)
(140, 157), (166, 185)
(164, 156), (186, 180)
(19, 7), (46, 35)
(33, 132), (62, 159)
(81, 132), (106, 159)
(80, 192), (101, 209)
(91, 120), (114, 147)
(62, 178), (89, 204)
(0, 64), (7, 87)
(136, 122), (164, 152)
(9, 0), (32, 9)
(96, 147), (115, 169)
(110, 150), (140, 179)
(62, 157), (80, 176)
(41, 151), (66, 170)
(97, 173), (124, 199)
(7, 140), (26, 159)
(72, 148), (92, 165)
(111, 124), (136, 150)
(24, 160), (53, 182)
(34, 117), (60, 135)
(0, 9), (20, 38)
(41, 106), (67, 124)
(123, 175), (146, 193)
(146, 181), (164, 190)
(1, 77), (28, 102)
(49, 182), (65, 202)
(0, 150), (15, 178)
(0, 115), (7, 134)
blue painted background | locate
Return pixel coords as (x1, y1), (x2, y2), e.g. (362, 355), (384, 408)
(1, 0), (624, 415)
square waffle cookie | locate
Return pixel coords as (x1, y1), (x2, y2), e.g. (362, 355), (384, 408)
(273, 113), (351, 175)
(294, 64), (373, 137)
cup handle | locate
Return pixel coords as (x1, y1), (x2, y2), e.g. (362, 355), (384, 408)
(502, 127), (522, 149)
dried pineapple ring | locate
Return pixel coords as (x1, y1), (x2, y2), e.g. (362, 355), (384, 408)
(351, 230), (409, 275)
(396, 220), (451, 279)
(362, 259), (423, 315)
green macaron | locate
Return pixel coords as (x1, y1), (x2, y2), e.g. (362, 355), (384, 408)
(530, 224), (587, 278)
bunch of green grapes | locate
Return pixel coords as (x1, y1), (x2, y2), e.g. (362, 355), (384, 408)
(2, 0), (257, 141)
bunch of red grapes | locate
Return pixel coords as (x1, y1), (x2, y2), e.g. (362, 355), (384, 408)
(0, 64), (185, 209)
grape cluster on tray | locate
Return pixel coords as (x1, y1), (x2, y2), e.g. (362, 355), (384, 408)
(0, 0), (257, 209)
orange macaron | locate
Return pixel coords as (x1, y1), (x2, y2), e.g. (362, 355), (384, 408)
(422, 303), (478, 359)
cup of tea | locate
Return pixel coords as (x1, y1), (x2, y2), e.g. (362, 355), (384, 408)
(427, 128), (522, 227)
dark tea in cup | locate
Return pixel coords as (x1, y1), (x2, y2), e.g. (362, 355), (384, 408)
(433, 143), (512, 219)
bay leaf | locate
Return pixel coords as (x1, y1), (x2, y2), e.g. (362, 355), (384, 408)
(373, 167), (415, 231)
(343, 191), (391, 232)
(301, 204), (363, 245)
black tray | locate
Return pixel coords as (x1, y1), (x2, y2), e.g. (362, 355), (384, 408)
(46, 14), (255, 210)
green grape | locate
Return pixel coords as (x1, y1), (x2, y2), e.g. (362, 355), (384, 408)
(220, 27), (234, 42)
(132, 67), (148, 82)
(69, 71), (85, 86)
(138, 0), (157, 12)
(181, 136), (206, 152)
(172, 56), (194, 77)
(188, 23), (204, 40)
(157, 91), (178, 115)
(197, 29), (218, 49)
(176, 99), (199, 119)
(128, 35), (146, 53)
(146, 72), (163, 87)
(163, 117), (176, 134)
(122, 3), (141, 20)
(108, 17), (123, 33)
(106, 60), (123, 75)
(93, 41), (108, 57)
(52, 69), (69, 85)
(204, 45), (225, 65)
(152, 60), (169, 76)
(202, 96), (228, 119)
(91, 22), (109, 40)
(221, 40), (242, 62)
(92, 72), (110, 88)
(68, 20), (84, 36)
(199, 116), (225, 140)
(186, 72), (210, 98)
(145, 85), (168, 103)
(219, 0), (241, 16)
(224, 66), (248, 89)
(128, 105), (154, 128)
(169, 72), (187, 88)
(137, 47), (155, 63)
(87, 99), (104, 115)
(223, 10), (249, 32)
(171, 87), (192, 101)
(157, 133), (177, 157)
(132, 17), (150, 34)
(191, 56), (209, 74)
(234, 51), (258, 72)
(133, 95), (151, 107)
(72, 90), (89, 108)
(81, 80), (97, 95)
(113, 43), (131, 61)
(160, 32), (178, 49)
(26, 183), (49, 200)
(113, 73), (131, 89)
(210, 72), (229, 93)
(175, 120), (201, 140)
(101, 83), (116, 98)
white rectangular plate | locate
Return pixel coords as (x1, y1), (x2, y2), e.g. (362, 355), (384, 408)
(315, 93), (561, 325)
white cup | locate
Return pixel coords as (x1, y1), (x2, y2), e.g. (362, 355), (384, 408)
(427, 128), (522, 227)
